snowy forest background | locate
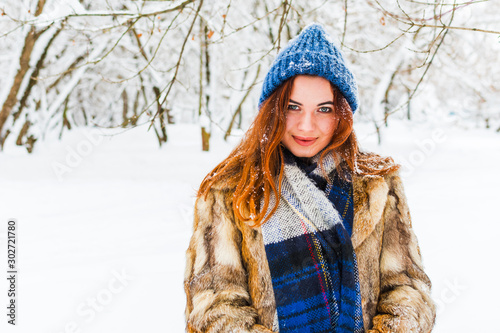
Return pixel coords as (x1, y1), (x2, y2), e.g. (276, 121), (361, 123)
(1, 0), (499, 150)
(0, 0), (499, 332)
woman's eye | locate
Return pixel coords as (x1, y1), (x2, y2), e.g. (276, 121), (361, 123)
(287, 104), (299, 111)
(318, 106), (332, 113)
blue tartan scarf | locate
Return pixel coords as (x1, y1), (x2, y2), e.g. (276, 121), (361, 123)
(262, 150), (364, 332)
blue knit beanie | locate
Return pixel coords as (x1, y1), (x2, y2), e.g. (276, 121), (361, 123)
(259, 23), (359, 113)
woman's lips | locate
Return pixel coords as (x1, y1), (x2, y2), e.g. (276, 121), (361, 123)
(293, 136), (317, 146)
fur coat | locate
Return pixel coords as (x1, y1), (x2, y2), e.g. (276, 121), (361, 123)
(184, 167), (436, 332)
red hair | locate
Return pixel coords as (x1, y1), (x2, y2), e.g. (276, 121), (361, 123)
(198, 76), (399, 227)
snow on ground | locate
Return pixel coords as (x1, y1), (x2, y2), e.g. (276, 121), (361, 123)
(0, 120), (499, 332)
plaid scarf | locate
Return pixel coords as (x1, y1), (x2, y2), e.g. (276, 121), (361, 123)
(262, 151), (364, 332)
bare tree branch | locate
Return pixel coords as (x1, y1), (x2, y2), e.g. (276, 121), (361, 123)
(6, 0), (196, 24)
(224, 64), (261, 140)
(147, 0), (204, 126)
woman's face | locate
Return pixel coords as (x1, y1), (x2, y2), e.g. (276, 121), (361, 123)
(281, 75), (339, 158)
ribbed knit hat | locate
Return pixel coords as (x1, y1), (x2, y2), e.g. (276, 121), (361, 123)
(259, 23), (359, 113)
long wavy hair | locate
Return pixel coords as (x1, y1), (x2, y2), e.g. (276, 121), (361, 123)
(198, 75), (399, 227)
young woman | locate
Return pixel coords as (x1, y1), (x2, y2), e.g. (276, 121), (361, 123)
(184, 24), (436, 333)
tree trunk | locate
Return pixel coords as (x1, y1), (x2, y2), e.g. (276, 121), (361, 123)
(383, 62), (402, 126)
(16, 120), (31, 146)
(153, 86), (167, 145)
(131, 90), (140, 126)
(122, 89), (129, 127)
(201, 127), (210, 152)
(199, 19), (211, 152)
(14, 26), (61, 123)
(407, 87), (411, 120)
(0, 0), (47, 145)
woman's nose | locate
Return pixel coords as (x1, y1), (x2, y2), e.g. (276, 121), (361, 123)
(297, 111), (315, 132)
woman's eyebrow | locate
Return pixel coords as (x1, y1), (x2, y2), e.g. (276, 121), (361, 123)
(289, 99), (334, 106)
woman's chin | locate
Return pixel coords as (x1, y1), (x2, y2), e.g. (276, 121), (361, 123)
(286, 145), (319, 158)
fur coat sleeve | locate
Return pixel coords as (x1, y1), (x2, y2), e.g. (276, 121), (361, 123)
(184, 188), (275, 333)
(184, 170), (436, 333)
(361, 172), (436, 333)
